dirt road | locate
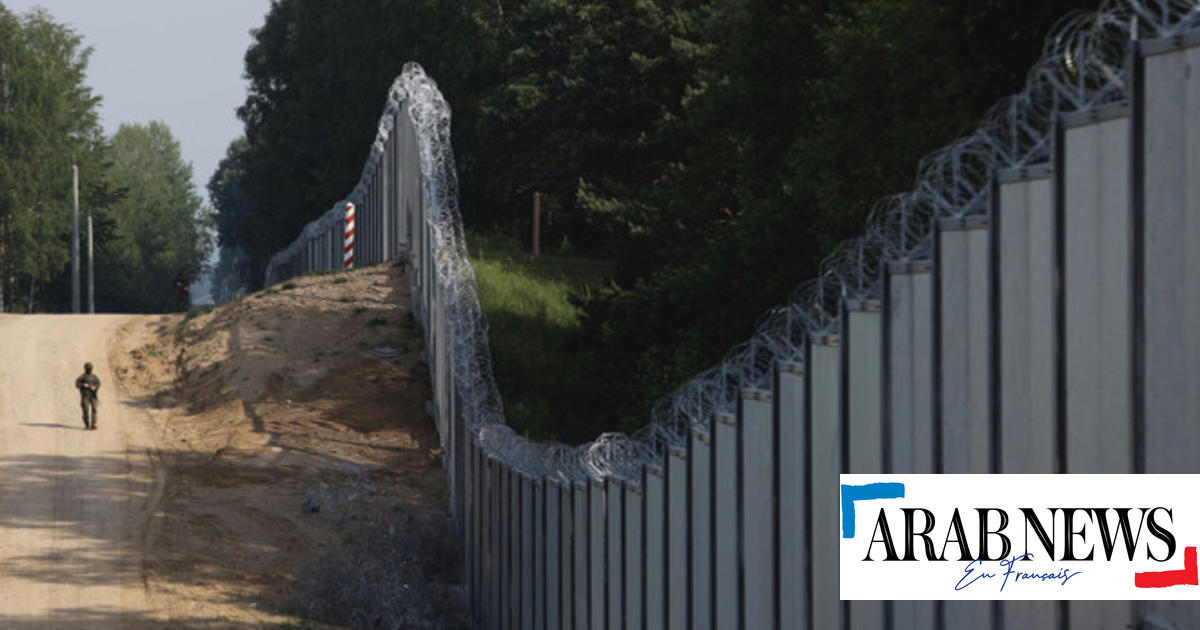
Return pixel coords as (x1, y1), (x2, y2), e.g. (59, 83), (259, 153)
(0, 314), (163, 628)
(0, 268), (461, 628)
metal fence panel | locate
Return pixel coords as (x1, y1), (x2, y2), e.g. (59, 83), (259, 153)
(624, 481), (644, 630)
(547, 481), (563, 630)
(741, 390), (774, 630)
(591, 481), (606, 629)
(886, 266), (936, 479)
(690, 426), (714, 630)
(775, 364), (807, 630)
(713, 413), (738, 630)
(469, 440), (480, 623)
(667, 449), (688, 630)
(508, 466), (520, 629)
(996, 171), (1058, 630)
(998, 172), (1057, 472)
(1062, 113), (1134, 477)
(846, 306), (884, 476)
(382, 140), (391, 261)
(562, 481), (576, 629)
(479, 458), (489, 629)
(607, 480), (623, 630)
(845, 305), (885, 630)
(574, 482), (589, 630)
(938, 220), (992, 474)
(938, 220), (992, 630)
(1142, 38), (1200, 629)
(534, 479), (545, 630)
(809, 338), (841, 630)
(1062, 107), (1135, 630)
(489, 458), (501, 630)
(1141, 38), (1200, 467)
(886, 264), (938, 629)
(645, 465), (666, 630)
(522, 475), (536, 630)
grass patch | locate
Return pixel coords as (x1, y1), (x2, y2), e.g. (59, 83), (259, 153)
(281, 281), (297, 290)
(184, 305), (214, 322)
(468, 230), (614, 443)
(333, 276), (349, 284)
(366, 317), (389, 327)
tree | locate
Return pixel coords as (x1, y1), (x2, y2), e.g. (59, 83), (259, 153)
(208, 136), (253, 301)
(464, 0), (710, 251)
(96, 121), (211, 312)
(209, 136), (249, 248)
(0, 6), (117, 312)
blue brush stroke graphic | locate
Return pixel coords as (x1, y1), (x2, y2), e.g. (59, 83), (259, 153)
(841, 482), (905, 538)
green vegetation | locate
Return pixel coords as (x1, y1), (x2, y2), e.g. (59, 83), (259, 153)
(211, 0), (1096, 440)
(0, 7), (113, 312)
(184, 305), (214, 321)
(0, 7), (210, 313)
(99, 122), (211, 312)
(469, 231), (615, 442)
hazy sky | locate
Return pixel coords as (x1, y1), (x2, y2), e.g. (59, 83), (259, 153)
(4, 0), (273, 205)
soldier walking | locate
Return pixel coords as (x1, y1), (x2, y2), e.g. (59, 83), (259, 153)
(75, 362), (100, 430)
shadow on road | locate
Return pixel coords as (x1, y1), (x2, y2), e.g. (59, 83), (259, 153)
(18, 422), (86, 431)
(0, 608), (275, 629)
(0, 448), (320, 625)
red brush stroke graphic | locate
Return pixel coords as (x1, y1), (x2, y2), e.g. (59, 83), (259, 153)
(1135, 546), (1198, 588)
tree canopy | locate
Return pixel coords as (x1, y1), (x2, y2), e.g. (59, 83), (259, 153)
(96, 121), (211, 312)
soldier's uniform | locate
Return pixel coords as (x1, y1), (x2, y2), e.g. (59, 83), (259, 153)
(75, 363), (100, 430)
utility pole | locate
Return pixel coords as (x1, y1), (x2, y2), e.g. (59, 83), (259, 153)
(532, 191), (541, 257)
(71, 164), (80, 313)
(87, 213), (94, 313)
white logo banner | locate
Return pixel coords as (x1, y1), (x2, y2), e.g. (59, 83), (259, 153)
(840, 475), (1200, 600)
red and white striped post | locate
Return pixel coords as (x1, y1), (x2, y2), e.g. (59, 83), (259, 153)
(343, 202), (356, 269)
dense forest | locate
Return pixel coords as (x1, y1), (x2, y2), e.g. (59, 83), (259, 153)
(0, 5), (209, 313)
(213, 0), (1096, 438)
